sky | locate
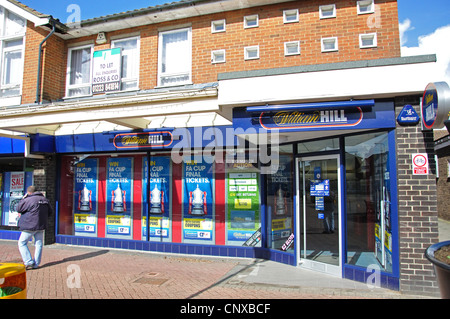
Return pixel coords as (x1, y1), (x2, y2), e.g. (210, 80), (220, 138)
(19, 0), (450, 83)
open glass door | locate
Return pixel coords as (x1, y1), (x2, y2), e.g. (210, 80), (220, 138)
(296, 155), (341, 276)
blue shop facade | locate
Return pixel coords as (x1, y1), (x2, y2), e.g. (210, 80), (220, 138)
(0, 97), (403, 290)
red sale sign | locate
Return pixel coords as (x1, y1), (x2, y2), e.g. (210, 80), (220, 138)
(10, 172), (24, 192)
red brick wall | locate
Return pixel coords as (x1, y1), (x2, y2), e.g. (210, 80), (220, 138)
(22, 0), (401, 102)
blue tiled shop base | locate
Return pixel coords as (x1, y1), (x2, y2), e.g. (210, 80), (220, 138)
(343, 265), (400, 291)
(0, 230), (21, 241)
(55, 235), (296, 266)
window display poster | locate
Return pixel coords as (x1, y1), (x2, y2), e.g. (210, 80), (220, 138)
(182, 157), (214, 243)
(106, 157), (133, 237)
(267, 155), (293, 249)
(226, 168), (261, 246)
(142, 156), (171, 241)
(73, 158), (98, 236)
(1, 172), (33, 226)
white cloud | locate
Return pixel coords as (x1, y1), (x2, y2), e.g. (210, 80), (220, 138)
(400, 20), (450, 84)
(399, 19), (414, 46)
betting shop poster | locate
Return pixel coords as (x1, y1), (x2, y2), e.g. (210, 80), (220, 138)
(225, 163), (261, 246)
(182, 156), (214, 243)
(106, 157), (133, 238)
(142, 156), (171, 241)
(73, 158), (98, 236)
(1, 172), (33, 227)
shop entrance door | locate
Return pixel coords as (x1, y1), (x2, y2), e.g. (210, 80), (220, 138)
(296, 155), (341, 277)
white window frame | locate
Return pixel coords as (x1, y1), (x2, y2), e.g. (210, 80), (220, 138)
(283, 9), (299, 23)
(359, 32), (377, 48)
(65, 44), (94, 98)
(284, 41), (300, 56)
(111, 36), (140, 92)
(157, 27), (192, 87)
(244, 45), (259, 60)
(321, 37), (338, 52)
(319, 4), (336, 19)
(211, 19), (226, 33)
(0, 7), (26, 99)
(357, 0), (375, 15)
(211, 49), (226, 64)
(244, 14), (259, 29)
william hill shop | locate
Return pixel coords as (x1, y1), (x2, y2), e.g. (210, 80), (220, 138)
(52, 98), (397, 286)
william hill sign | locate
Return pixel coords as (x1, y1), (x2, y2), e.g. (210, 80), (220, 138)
(113, 132), (173, 149)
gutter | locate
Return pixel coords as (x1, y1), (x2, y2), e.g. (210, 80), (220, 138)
(35, 18), (56, 104)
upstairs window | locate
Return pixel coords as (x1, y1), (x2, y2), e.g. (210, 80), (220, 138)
(112, 37), (140, 91)
(0, 8), (25, 98)
(244, 15), (259, 28)
(359, 33), (377, 48)
(319, 5), (336, 19)
(283, 9), (299, 23)
(158, 27), (192, 87)
(357, 0), (374, 15)
(66, 45), (93, 98)
(211, 20), (226, 33)
(321, 37), (338, 52)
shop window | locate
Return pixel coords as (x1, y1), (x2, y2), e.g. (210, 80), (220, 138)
(284, 41), (300, 56)
(0, 158), (35, 227)
(0, 7), (25, 98)
(319, 4), (336, 19)
(211, 19), (226, 33)
(244, 15), (259, 28)
(266, 147), (294, 252)
(225, 159), (261, 247)
(283, 9), (299, 23)
(66, 45), (93, 98)
(111, 37), (140, 91)
(211, 49), (226, 64)
(345, 132), (393, 273)
(357, 0), (374, 15)
(321, 37), (338, 52)
(158, 27), (192, 87)
(359, 33), (377, 48)
(244, 46), (259, 60)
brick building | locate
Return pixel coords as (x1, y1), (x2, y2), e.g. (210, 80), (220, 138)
(0, 0), (447, 297)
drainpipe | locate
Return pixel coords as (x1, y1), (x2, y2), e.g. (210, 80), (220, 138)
(35, 19), (56, 104)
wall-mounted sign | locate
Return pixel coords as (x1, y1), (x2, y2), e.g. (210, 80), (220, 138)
(412, 153), (429, 175)
(113, 132), (173, 149)
(421, 82), (450, 130)
(92, 48), (122, 94)
(259, 108), (363, 130)
(397, 105), (420, 126)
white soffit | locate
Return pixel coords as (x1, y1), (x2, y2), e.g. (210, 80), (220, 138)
(218, 60), (439, 106)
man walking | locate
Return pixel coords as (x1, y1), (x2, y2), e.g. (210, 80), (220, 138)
(17, 186), (53, 270)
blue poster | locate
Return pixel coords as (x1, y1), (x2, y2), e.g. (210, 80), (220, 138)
(142, 156), (171, 240)
(73, 158), (98, 235)
(106, 157), (133, 237)
(1, 172), (33, 227)
(182, 156), (214, 242)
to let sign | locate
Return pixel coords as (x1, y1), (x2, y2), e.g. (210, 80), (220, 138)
(92, 48), (122, 94)
(412, 153), (429, 175)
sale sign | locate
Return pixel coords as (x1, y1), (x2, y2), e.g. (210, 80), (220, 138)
(412, 153), (429, 175)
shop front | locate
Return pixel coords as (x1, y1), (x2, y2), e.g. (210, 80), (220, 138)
(51, 96), (400, 289)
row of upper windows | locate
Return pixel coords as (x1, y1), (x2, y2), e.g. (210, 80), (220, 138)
(212, 0), (376, 32)
(67, 29), (378, 98)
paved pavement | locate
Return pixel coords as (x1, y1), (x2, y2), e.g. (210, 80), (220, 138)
(1, 219), (448, 301)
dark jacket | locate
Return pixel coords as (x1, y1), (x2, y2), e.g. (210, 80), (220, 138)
(17, 192), (52, 231)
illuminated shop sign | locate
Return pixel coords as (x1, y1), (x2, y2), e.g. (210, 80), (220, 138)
(259, 108), (363, 130)
(113, 131), (173, 149)
(421, 82), (450, 130)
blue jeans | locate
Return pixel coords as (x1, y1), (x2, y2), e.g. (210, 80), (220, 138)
(18, 230), (44, 268)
